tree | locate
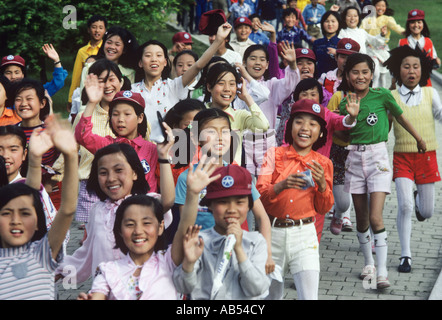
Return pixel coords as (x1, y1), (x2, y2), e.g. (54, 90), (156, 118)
(0, 0), (179, 79)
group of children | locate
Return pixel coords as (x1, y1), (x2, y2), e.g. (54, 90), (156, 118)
(0, 1), (441, 300)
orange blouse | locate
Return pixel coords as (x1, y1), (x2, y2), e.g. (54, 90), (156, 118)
(256, 145), (334, 221)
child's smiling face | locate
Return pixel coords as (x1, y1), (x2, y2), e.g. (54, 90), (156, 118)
(375, 1), (387, 16)
(345, 8), (359, 29)
(88, 20), (106, 42)
(207, 71), (237, 109)
(0, 195), (38, 248)
(290, 113), (322, 153)
(0, 134), (27, 182)
(245, 49), (268, 80)
(199, 118), (231, 160)
(110, 103), (143, 140)
(120, 204), (164, 264)
(409, 20), (424, 37)
(14, 88), (45, 123)
(235, 25), (252, 42)
(346, 61), (373, 95)
(104, 35), (125, 63)
(284, 13), (298, 29)
(139, 44), (168, 80)
(97, 152), (138, 201)
(400, 56), (421, 89)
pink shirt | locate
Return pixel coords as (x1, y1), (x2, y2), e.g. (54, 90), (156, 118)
(56, 194), (172, 284)
(91, 248), (179, 300)
(75, 115), (158, 192)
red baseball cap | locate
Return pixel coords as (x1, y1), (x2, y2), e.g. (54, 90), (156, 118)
(295, 47), (316, 62)
(199, 9), (227, 35)
(336, 38), (360, 55)
(407, 9), (425, 21)
(290, 99), (326, 126)
(110, 90), (145, 110)
(204, 165), (252, 200)
(172, 31), (193, 44)
(1, 55), (26, 68)
(234, 17), (252, 29)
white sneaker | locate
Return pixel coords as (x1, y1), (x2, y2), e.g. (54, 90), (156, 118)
(360, 265), (376, 280)
(342, 217), (353, 232)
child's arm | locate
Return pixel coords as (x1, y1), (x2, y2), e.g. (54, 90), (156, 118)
(40, 115), (79, 259)
(251, 199), (274, 274)
(181, 23), (233, 88)
(82, 73), (104, 118)
(42, 44), (68, 97)
(156, 122), (175, 212)
(26, 128), (54, 191)
(171, 156), (221, 266)
(394, 114), (426, 153)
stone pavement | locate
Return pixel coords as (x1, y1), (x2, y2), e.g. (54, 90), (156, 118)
(55, 45), (442, 299)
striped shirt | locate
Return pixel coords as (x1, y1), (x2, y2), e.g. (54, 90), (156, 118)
(16, 122), (60, 167)
(0, 234), (61, 300)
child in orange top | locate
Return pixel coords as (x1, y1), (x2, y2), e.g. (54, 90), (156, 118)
(257, 99), (334, 300)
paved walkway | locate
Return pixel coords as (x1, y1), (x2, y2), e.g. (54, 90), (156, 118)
(55, 25), (442, 298)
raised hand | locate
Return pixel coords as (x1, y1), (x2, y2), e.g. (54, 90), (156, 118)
(216, 22), (233, 42)
(42, 43), (60, 63)
(186, 155), (222, 195)
(28, 127), (54, 159)
(182, 225), (204, 270)
(279, 41), (297, 68)
(345, 92), (360, 118)
(44, 114), (78, 156)
(84, 73), (104, 105)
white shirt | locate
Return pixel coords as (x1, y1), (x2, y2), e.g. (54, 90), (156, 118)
(398, 84), (442, 121)
(403, 35), (438, 58)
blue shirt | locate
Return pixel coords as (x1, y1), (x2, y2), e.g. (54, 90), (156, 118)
(302, 4), (326, 26)
(175, 162), (261, 230)
(249, 31), (270, 47)
(312, 35), (340, 78)
(229, 3), (253, 21)
(276, 26), (313, 47)
(43, 67), (68, 97)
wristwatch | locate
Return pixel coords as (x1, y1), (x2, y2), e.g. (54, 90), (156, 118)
(158, 157), (172, 164)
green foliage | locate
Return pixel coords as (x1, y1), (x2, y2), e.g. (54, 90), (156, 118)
(0, 0), (179, 76)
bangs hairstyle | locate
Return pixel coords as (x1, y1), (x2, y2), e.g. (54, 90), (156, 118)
(373, 0), (394, 16)
(0, 183), (47, 246)
(87, 14), (108, 28)
(337, 53), (375, 92)
(0, 125), (28, 177)
(341, 6), (362, 28)
(282, 7), (298, 20)
(108, 95), (148, 138)
(194, 56), (229, 91)
(284, 109), (328, 151)
(293, 78), (324, 102)
(204, 62), (241, 103)
(97, 26), (139, 69)
(243, 44), (270, 80)
(320, 10), (342, 37)
(173, 50), (199, 69)
(86, 143), (149, 201)
(81, 59), (131, 105)
(135, 40), (171, 82)
(11, 78), (50, 121)
(405, 19), (430, 38)
(113, 194), (167, 254)
(384, 45), (433, 86)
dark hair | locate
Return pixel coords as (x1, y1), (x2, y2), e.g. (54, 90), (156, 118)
(337, 53), (375, 92)
(320, 11), (342, 37)
(87, 15), (108, 28)
(405, 19), (430, 38)
(284, 108), (328, 151)
(81, 58), (131, 105)
(0, 156), (8, 186)
(0, 125), (28, 177)
(135, 40), (171, 82)
(384, 45), (432, 87)
(194, 56), (229, 91)
(204, 62), (241, 103)
(248, 13), (261, 22)
(11, 78), (50, 121)
(243, 44), (270, 80)
(173, 50), (199, 69)
(293, 78), (324, 102)
(97, 26), (139, 70)
(373, 0), (394, 16)
(108, 94), (148, 138)
(113, 194), (167, 254)
(0, 183), (47, 246)
(164, 98), (206, 129)
(0, 60), (26, 78)
(86, 143), (149, 201)
(341, 6), (362, 28)
(174, 108), (237, 169)
(282, 8), (298, 20)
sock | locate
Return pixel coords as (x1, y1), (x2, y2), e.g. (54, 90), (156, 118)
(374, 229), (388, 278)
(357, 228), (374, 267)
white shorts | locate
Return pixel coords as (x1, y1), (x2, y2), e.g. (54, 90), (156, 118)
(344, 142), (392, 194)
(270, 222), (320, 275)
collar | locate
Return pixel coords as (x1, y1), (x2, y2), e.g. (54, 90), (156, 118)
(206, 102), (235, 121)
(116, 135), (145, 147)
(399, 84), (421, 96)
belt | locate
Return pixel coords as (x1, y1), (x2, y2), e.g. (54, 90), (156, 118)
(346, 141), (386, 152)
(269, 216), (315, 228)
